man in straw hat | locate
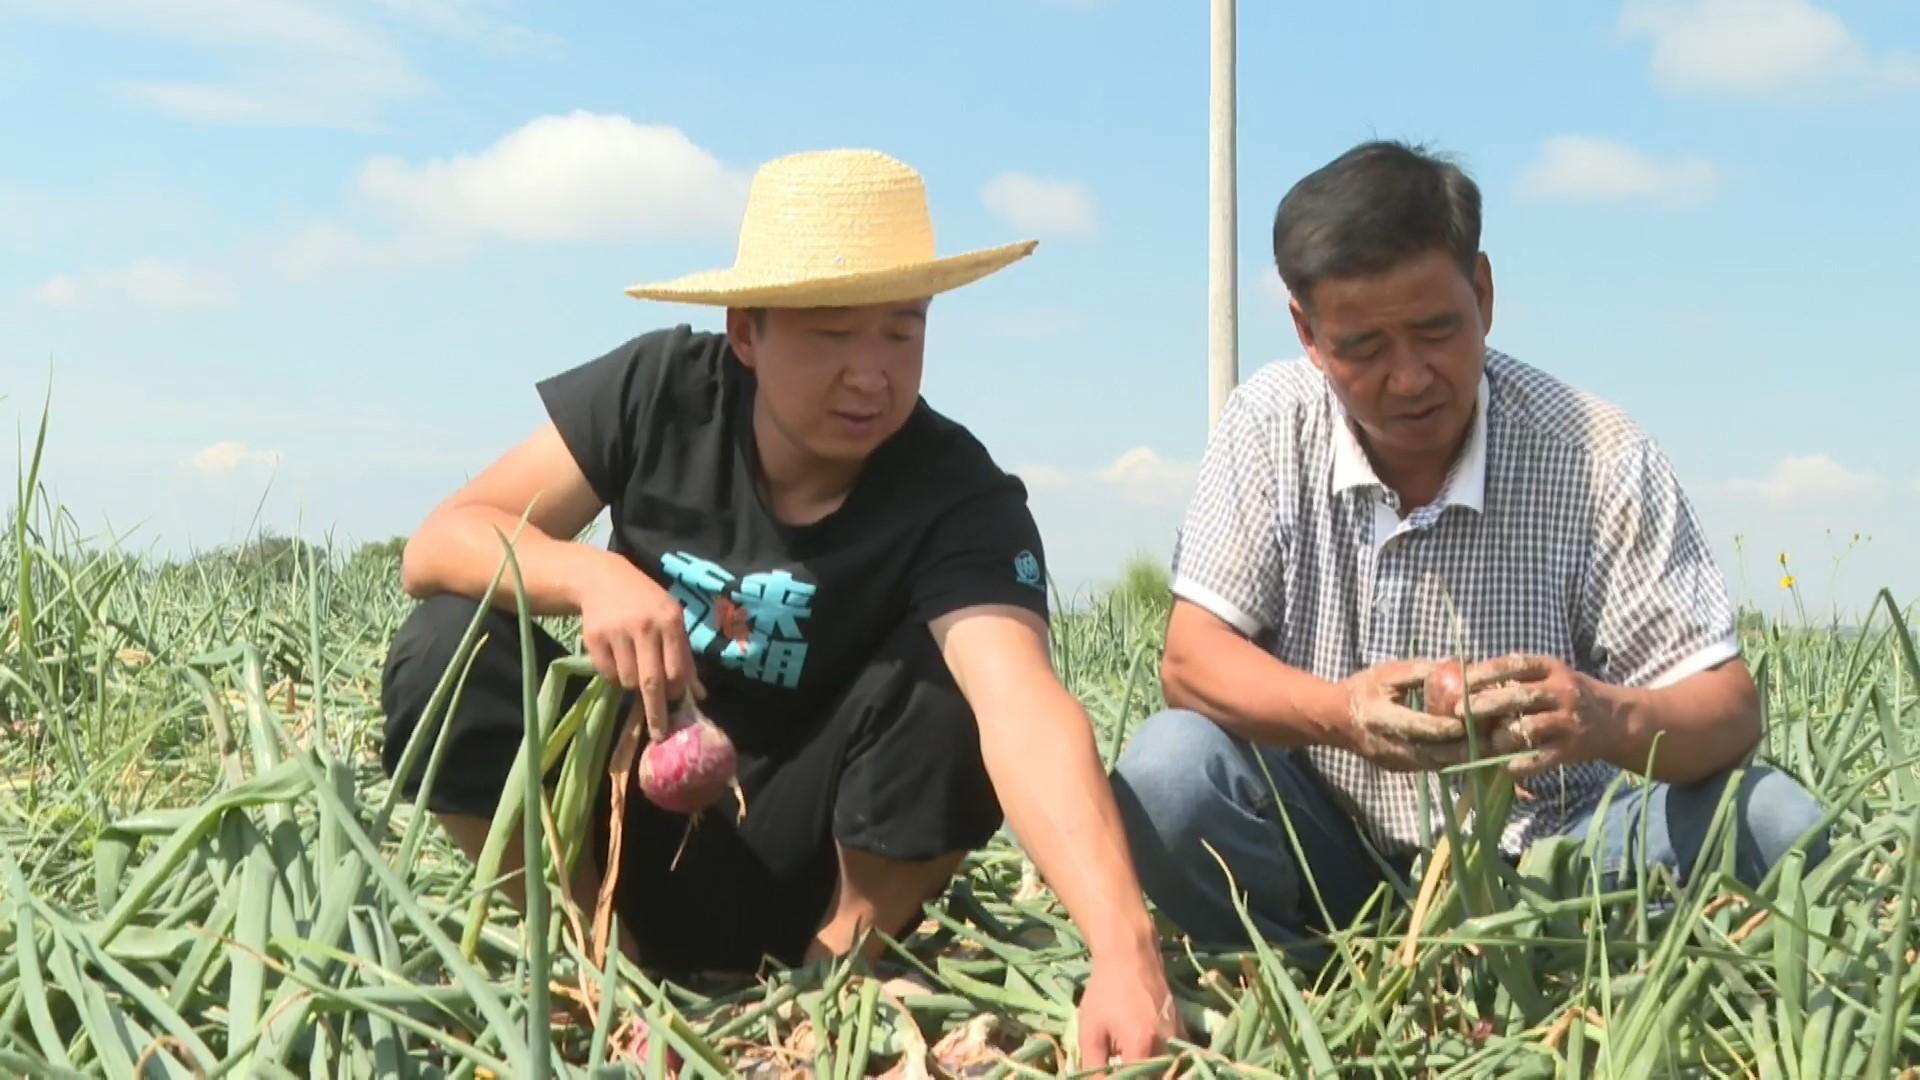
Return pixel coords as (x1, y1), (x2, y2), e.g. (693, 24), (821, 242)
(379, 148), (1178, 1063)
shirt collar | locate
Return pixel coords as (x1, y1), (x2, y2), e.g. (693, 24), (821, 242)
(1329, 370), (1491, 512)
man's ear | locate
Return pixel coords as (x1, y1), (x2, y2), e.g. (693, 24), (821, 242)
(1289, 292), (1322, 372)
(725, 307), (758, 369)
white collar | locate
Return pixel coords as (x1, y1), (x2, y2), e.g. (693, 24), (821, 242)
(1329, 370), (1490, 512)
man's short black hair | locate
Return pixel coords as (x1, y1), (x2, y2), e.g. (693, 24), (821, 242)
(1271, 140), (1482, 313)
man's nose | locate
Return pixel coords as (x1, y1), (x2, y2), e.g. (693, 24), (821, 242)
(841, 359), (887, 393)
(1384, 351), (1435, 399)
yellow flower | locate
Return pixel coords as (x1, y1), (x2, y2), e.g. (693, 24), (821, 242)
(1780, 575), (1796, 590)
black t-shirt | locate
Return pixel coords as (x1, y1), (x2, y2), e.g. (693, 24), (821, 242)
(534, 325), (1050, 756)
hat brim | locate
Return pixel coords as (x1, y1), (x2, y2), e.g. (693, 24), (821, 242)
(623, 240), (1037, 308)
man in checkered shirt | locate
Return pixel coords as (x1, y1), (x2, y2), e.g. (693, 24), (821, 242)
(1109, 141), (1829, 950)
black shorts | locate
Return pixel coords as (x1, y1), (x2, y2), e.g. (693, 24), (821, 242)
(378, 594), (1004, 976)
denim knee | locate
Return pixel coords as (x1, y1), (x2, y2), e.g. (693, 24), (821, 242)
(1665, 763), (1830, 885)
(1110, 709), (1246, 849)
(1110, 709), (1312, 944)
(1738, 766), (1830, 870)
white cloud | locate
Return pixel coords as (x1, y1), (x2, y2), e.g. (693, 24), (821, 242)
(30, 261), (232, 309)
(30, 275), (82, 306)
(981, 173), (1098, 239)
(1620, 0), (1920, 98)
(1723, 454), (1882, 507)
(1101, 447), (1199, 507)
(13, 0), (395, 55)
(366, 0), (560, 56)
(190, 441), (282, 474)
(1518, 136), (1720, 207)
(42, 0), (425, 130)
(106, 261), (234, 308)
(1016, 465), (1074, 490)
(1, 1), (549, 129)
(1017, 448), (1194, 600)
(34, 113), (744, 297)
(122, 73), (420, 130)
(1017, 446), (1197, 508)
(269, 221), (461, 280)
(355, 112), (750, 244)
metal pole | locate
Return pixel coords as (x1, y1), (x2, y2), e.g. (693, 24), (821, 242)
(1207, 0), (1238, 432)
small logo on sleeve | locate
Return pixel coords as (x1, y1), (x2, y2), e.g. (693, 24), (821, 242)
(1014, 550), (1042, 588)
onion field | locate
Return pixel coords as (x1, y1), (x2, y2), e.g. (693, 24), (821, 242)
(2, 429), (1918, 1077)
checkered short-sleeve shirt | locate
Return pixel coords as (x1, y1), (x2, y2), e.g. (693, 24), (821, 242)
(1170, 349), (1740, 856)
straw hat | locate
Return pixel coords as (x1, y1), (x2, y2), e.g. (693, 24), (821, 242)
(624, 149), (1037, 308)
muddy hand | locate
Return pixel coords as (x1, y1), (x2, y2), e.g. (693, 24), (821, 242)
(1340, 659), (1474, 772)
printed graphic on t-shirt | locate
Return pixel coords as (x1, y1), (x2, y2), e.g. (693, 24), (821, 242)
(661, 551), (814, 689)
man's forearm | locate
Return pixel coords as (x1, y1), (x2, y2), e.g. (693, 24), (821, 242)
(978, 678), (1159, 964)
(401, 505), (607, 617)
(1162, 605), (1348, 750)
(1595, 661), (1762, 784)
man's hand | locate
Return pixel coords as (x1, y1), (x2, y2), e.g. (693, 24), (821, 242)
(1076, 945), (1179, 1072)
(574, 553), (704, 739)
(1448, 654), (1618, 776)
(1336, 659), (1475, 772)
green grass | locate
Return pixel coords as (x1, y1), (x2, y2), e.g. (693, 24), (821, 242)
(3, 447), (1919, 1076)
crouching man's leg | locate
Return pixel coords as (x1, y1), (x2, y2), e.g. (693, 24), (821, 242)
(382, 599), (1002, 976)
(807, 620), (1007, 963)
(378, 594), (636, 956)
(579, 616), (1004, 976)
(1560, 763), (1831, 890)
(1109, 710), (1398, 951)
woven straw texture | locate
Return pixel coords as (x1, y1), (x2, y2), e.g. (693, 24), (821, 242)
(625, 149), (1035, 307)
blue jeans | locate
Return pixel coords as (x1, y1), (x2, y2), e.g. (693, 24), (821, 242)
(1109, 709), (1831, 950)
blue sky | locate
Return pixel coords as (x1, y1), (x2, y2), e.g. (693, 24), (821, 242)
(1, 0), (1915, 619)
